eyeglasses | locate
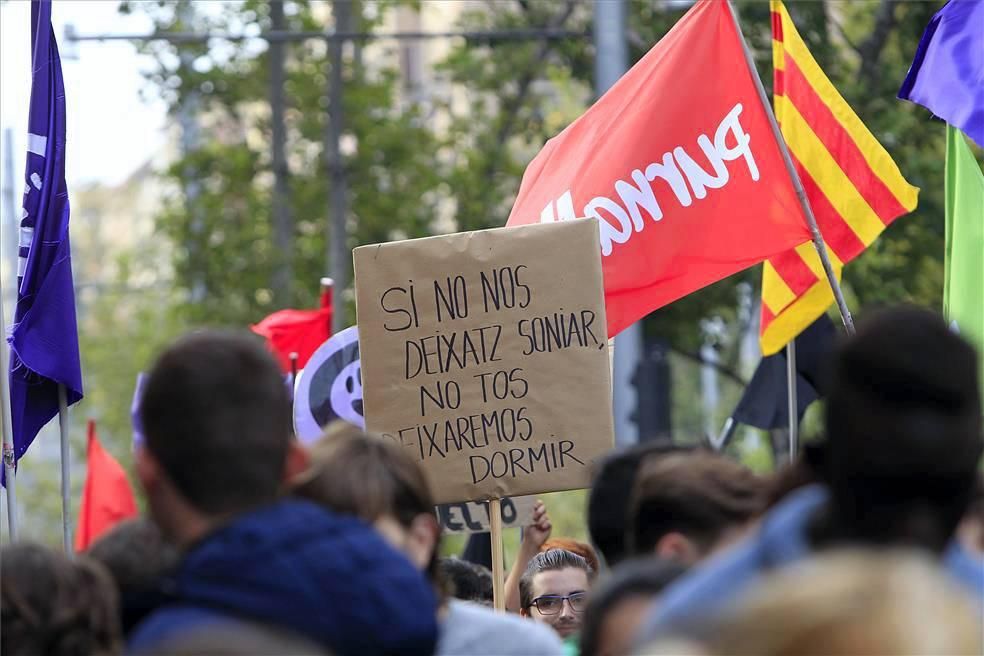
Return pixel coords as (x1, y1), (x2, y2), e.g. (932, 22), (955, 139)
(529, 592), (587, 615)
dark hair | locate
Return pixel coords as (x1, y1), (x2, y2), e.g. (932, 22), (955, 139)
(579, 558), (687, 656)
(140, 331), (292, 514)
(292, 422), (442, 586)
(519, 549), (595, 610)
(86, 519), (180, 635)
(438, 557), (493, 604)
(1, 543), (122, 656)
(628, 450), (764, 556)
(587, 442), (688, 567)
(821, 307), (983, 552)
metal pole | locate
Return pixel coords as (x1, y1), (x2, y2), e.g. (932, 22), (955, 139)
(65, 27), (588, 45)
(327, 0), (352, 335)
(1, 129), (19, 540)
(177, 3), (206, 305)
(269, 0), (293, 306)
(58, 384), (71, 553)
(786, 341), (798, 461)
(726, 1), (855, 336)
(595, 0), (639, 445)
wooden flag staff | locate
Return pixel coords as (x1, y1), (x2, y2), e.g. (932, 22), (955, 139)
(489, 497), (505, 611)
(727, 0), (855, 337)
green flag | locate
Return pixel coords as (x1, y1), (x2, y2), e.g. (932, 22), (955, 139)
(945, 126), (984, 389)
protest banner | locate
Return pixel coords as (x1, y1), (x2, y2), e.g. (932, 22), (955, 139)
(354, 219), (614, 506)
(437, 495), (538, 535)
(505, 0), (816, 339)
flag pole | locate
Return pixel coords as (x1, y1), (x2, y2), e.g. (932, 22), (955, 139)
(58, 383), (72, 553)
(727, 0), (855, 336)
(0, 286), (19, 542)
(786, 341), (797, 461)
(1, 129), (19, 541)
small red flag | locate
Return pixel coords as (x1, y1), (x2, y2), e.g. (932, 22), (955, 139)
(75, 420), (138, 552)
(251, 288), (333, 372)
(506, 0), (812, 338)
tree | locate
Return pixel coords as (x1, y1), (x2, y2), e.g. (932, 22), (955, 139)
(116, 0), (971, 449)
(438, 0), (955, 355)
(120, 0), (445, 327)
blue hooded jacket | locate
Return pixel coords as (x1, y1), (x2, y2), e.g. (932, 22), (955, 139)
(639, 485), (984, 642)
(128, 499), (438, 655)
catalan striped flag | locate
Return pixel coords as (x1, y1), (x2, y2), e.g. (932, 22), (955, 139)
(760, 0), (919, 355)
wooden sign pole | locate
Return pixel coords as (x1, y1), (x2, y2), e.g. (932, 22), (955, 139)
(489, 497), (505, 611)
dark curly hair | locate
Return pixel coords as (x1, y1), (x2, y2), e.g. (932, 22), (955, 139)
(1, 542), (122, 656)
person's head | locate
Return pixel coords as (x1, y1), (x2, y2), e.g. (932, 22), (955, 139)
(541, 538), (600, 574)
(137, 332), (300, 546)
(1, 542), (122, 656)
(587, 443), (687, 567)
(519, 548), (595, 639)
(86, 519), (180, 635)
(579, 558), (687, 656)
(438, 557), (493, 605)
(694, 550), (982, 656)
(820, 307), (983, 553)
(628, 450), (764, 564)
(292, 422), (441, 585)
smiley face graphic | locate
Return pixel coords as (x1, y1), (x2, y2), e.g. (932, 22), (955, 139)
(294, 326), (364, 443)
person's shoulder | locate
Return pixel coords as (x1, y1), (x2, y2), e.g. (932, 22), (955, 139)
(639, 536), (764, 642)
(438, 600), (564, 656)
(126, 605), (238, 654)
(944, 541), (984, 600)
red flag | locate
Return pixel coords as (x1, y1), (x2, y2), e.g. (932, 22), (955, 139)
(75, 420), (138, 551)
(507, 0), (812, 338)
(251, 289), (333, 372)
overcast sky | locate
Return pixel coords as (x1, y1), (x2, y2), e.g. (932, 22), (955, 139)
(0, 0), (168, 190)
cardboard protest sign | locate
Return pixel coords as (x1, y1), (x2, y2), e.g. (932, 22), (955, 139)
(354, 219), (614, 504)
(437, 495), (538, 535)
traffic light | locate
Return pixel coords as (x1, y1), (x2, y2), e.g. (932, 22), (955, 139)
(630, 341), (672, 441)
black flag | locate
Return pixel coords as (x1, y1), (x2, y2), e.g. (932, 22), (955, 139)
(732, 315), (836, 430)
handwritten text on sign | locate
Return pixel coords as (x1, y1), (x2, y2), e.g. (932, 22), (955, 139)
(437, 495), (538, 534)
(355, 220), (614, 504)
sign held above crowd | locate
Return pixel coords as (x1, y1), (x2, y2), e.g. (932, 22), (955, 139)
(354, 219), (614, 505)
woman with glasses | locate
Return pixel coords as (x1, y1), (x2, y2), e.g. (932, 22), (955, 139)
(519, 549), (596, 641)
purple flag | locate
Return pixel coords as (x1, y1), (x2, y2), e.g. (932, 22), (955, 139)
(5, 0), (83, 482)
(131, 373), (146, 451)
(898, 0), (984, 148)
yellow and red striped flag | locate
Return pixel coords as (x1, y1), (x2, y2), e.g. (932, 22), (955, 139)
(760, 0), (919, 355)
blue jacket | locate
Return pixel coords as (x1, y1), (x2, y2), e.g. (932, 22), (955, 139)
(640, 485), (984, 641)
(128, 499), (438, 655)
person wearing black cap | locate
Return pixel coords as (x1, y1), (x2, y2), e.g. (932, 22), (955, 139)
(638, 306), (984, 640)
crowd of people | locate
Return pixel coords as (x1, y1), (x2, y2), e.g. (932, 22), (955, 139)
(2, 306), (983, 655)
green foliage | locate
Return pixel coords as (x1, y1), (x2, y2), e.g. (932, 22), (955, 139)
(125, 0), (961, 342)
(122, 0), (444, 326)
(14, 0), (968, 549)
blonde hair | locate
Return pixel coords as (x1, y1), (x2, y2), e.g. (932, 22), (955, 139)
(541, 538), (601, 573)
(700, 550), (981, 656)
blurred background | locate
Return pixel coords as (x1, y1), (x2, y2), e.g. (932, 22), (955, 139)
(0, 0), (974, 547)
